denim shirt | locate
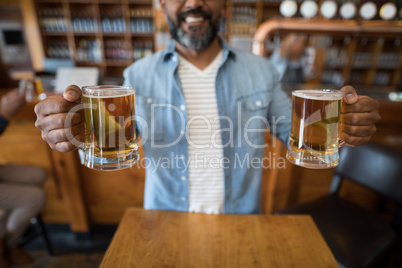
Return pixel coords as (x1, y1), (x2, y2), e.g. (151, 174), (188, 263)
(123, 38), (292, 214)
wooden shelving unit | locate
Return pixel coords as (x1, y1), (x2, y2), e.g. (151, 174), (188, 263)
(34, 0), (154, 78)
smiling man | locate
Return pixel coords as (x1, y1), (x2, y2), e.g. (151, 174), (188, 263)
(34, 0), (380, 214)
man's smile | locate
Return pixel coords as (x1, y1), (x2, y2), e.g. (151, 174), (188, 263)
(177, 9), (212, 33)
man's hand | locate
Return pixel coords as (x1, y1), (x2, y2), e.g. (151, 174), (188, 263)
(340, 86), (381, 146)
(0, 89), (25, 120)
(34, 85), (84, 152)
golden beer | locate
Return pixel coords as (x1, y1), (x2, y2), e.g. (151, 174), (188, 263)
(82, 86), (139, 170)
(287, 89), (343, 168)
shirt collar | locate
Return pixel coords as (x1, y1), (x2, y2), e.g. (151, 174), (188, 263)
(162, 35), (236, 62)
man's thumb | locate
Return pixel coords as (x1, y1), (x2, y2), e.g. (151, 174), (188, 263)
(341, 85), (358, 104)
(63, 85), (82, 102)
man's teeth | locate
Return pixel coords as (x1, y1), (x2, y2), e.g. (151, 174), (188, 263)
(185, 17), (204, 23)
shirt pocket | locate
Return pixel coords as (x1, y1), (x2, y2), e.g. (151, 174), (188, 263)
(240, 91), (271, 141)
(136, 95), (168, 142)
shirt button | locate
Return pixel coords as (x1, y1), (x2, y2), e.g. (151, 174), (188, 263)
(181, 176), (187, 181)
(147, 98), (152, 104)
(180, 105), (185, 111)
(172, 56), (177, 61)
(180, 130), (185, 135)
(181, 197), (186, 201)
(256, 100), (262, 107)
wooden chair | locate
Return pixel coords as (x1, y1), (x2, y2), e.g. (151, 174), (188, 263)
(1, 207), (53, 256)
(277, 142), (402, 268)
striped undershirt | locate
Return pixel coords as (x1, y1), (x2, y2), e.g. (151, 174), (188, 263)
(178, 50), (224, 214)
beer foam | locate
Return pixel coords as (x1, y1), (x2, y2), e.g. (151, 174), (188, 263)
(82, 90), (134, 98)
(292, 90), (342, 100)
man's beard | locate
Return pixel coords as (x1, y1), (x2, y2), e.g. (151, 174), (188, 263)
(165, 7), (220, 50)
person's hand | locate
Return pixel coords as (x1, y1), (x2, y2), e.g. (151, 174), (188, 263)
(34, 85), (84, 152)
(340, 86), (381, 146)
(0, 89), (25, 120)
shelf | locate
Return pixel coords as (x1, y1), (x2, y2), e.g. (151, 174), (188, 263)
(232, 2), (259, 6)
(73, 32), (99, 36)
(102, 33), (127, 37)
(98, 0), (127, 4)
(33, 0), (157, 79)
(68, 0), (94, 3)
(376, 67), (401, 71)
(130, 33), (154, 37)
(76, 61), (102, 66)
(263, 3), (281, 7)
(43, 32), (69, 36)
(36, 0), (63, 3)
(128, 1), (153, 5)
(105, 60), (131, 66)
(349, 66), (372, 70)
(323, 65), (345, 70)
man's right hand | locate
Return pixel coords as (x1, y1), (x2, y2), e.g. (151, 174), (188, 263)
(35, 85), (84, 152)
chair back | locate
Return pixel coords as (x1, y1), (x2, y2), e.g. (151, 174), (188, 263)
(335, 142), (402, 204)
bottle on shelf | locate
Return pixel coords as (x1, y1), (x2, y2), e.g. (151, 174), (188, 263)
(377, 53), (400, 69)
(76, 40), (102, 63)
(40, 8), (67, 33)
(132, 41), (153, 61)
(105, 40), (129, 61)
(321, 70), (344, 86)
(351, 52), (374, 68)
(373, 71), (391, 85)
(324, 47), (348, 68)
(101, 11), (126, 33)
(130, 8), (154, 34)
(47, 41), (70, 58)
(231, 6), (257, 35)
(71, 11), (98, 33)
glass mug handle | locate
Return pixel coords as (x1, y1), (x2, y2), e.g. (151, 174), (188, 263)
(63, 101), (86, 150)
(339, 93), (345, 148)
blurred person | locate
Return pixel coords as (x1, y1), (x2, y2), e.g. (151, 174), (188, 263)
(0, 89), (47, 267)
(270, 34), (314, 85)
(34, 0), (380, 215)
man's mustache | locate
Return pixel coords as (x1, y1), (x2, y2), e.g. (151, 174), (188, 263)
(177, 8), (212, 21)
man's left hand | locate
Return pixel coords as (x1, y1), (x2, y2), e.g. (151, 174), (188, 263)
(340, 86), (381, 146)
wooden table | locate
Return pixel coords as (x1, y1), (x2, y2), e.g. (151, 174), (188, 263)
(100, 208), (338, 268)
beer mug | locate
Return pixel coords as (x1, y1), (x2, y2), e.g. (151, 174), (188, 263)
(286, 89), (344, 169)
(80, 85), (139, 170)
(19, 78), (46, 102)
